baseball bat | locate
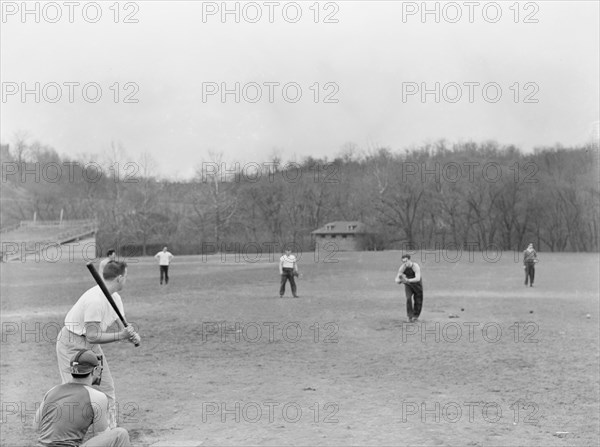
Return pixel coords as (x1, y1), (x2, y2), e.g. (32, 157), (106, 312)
(86, 262), (139, 347)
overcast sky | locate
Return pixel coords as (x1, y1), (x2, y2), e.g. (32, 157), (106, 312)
(1, 1), (599, 179)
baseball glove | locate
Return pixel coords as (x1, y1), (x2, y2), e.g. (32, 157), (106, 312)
(293, 271), (299, 278)
(396, 274), (408, 285)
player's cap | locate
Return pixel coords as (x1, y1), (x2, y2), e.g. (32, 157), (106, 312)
(70, 349), (99, 375)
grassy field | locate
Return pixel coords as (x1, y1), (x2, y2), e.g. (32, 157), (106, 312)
(1, 250), (599, 446)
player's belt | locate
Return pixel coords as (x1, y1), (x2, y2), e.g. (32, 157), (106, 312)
(57, 326), (89, 347)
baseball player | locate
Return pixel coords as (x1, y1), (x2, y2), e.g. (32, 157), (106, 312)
(279, 248), (299, 298)
(56, 261), (140, 429)
(154, 246), (174, 285)
(523, 243), (538, 287)
(395, 254), (424, 322)
(98, 249), (116, 277)
(36, 349), (132, 446)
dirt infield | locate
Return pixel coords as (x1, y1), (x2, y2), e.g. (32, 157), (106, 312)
(1, 251), (599, 446)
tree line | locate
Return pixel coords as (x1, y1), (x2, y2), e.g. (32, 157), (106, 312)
(1, 138), (598, 254)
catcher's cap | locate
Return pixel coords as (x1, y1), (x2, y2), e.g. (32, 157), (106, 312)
(70, 349), (99, 375)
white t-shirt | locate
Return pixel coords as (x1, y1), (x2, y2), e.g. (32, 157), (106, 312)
(280, 254), (297, 269)
(155, 251), (173, 266)
(64, 286), (125, 335)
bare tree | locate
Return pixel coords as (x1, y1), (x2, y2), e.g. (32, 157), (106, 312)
(124, 152), (164, 255)
(194, 151), (239, 248)
(12, 130), (30, 164)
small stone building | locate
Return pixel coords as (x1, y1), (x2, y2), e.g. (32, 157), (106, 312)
(311, 221), (367, 252)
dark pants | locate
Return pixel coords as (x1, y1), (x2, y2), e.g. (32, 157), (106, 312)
(280, 268), (297, 297)
(405, 282), (423, 319)
(524, 263), (535, 286)
(160, 265), (169, 284)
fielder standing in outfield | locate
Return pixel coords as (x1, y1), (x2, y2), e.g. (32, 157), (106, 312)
(395, 254), (424, 322)
(56, 261), (140, 429)
(36, 349), (132, 446)
(99, 249), (116, 277)
(279, 247), (299, 298)
(523, 243), (538, 287)
(154, 246), (174, 285)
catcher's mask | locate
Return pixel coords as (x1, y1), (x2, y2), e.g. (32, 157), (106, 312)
(70, 349), (103, 386)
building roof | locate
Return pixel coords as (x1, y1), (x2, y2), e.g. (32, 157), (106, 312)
(311, 221), (367, 235)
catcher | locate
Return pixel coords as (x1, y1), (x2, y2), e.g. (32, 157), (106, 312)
(395, 254), (424, 322)
(36, 349), (131, 446)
